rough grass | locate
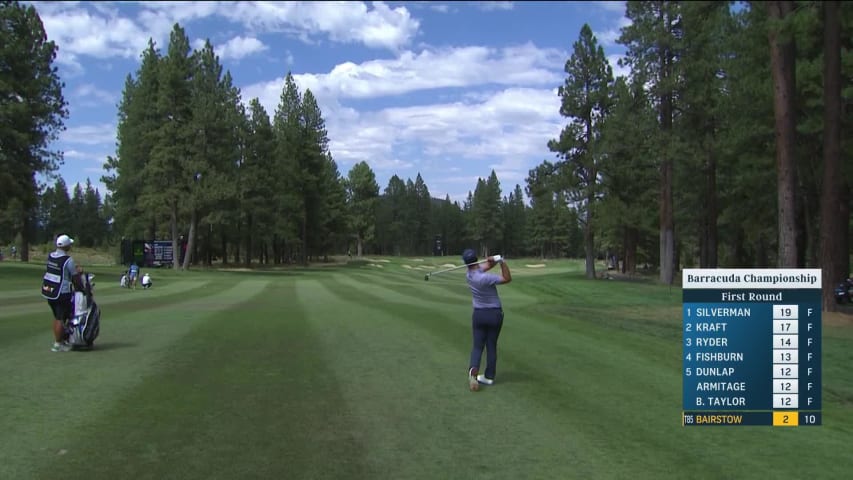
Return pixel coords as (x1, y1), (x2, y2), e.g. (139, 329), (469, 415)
(1, 258), (851, 479)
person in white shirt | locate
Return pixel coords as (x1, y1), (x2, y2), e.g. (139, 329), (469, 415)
(41, 234), (85, 352)
(141, 272), (152, 289)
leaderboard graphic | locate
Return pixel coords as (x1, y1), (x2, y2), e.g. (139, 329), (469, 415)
(682, 269), (822, 427)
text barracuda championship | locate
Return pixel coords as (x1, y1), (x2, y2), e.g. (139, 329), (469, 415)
(686, 272), (820, 285)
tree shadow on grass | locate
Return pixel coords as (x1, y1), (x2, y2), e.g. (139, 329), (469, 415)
(491, 371), (531, 385)
(77, 341), (137, 352)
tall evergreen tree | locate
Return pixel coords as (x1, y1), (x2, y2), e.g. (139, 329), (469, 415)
(819, 0), (847, 310)
(619, 1), (682, 284)
(549, 24), (614, 279)
(0, 0), (68, 260)
(242, 98), (276, 265)
(144, 24), (196, 270)
(272, 73), (303, 263)
(104, 40), (162, 242)
(346, 161), (380, 257)
(765, 1), (799, 267)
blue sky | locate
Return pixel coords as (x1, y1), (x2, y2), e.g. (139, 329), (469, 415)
(29, 1), (631, 203)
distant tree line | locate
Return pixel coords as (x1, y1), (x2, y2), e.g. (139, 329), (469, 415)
(100, 22), (587, 269)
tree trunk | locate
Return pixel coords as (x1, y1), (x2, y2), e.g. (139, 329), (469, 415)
(205, 223), (212, 267)
(234, 221), (241, 264)
(302, 209), (308, 266)
(171, 201), (179, 271)
(767, 0), (799, 267)
(624, 226), (638, 274)
(221, 228), (227, 265)
(357, 235), (363, 257)
(245, 214), (253, 267)
(182, 210), (197, 270)
(273, 234), (280, 265)
(820, 1), (844, 312)
(659, 4), (675, 285)
(704, 141), (718, 268)
(584, 205), (595, 279)
(20, 213), (30, 263)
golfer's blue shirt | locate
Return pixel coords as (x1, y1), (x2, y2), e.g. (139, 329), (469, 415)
(466, 268), (502, 309)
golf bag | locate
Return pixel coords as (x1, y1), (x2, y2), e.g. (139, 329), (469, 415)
(835, 278), (853, 304)
(66, 273), (101, 349)
(120, 273), (128, 288)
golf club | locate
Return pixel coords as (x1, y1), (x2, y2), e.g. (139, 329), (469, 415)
(424, 256), (502, 281)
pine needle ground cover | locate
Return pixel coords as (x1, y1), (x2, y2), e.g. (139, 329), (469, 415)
(1, 260), (852, 479)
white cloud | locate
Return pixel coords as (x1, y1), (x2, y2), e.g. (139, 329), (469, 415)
(195, 35), (269, 61)
(241, 42), (565, 199)
(430, 4), (450, 13)
(71, 84), (118, 108)
(60, 124), (116, 146)
(594, 15), (631, 48)
(219, 1), (420, 51)
(607, 53), (631, 80)
(218, 36), (268, 60)
(40, 8), (150, 61)
(472, 1), (515, 11)
(36, 1), (420, 71)
(248, 43), (564, 102)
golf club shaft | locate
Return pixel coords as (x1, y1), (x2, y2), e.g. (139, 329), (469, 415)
(428, 259), (486, 277)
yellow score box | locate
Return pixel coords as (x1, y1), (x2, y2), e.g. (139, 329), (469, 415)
(773, 411), (799, 426)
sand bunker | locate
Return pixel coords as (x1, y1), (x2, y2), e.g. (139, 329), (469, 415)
(373, 259), (391, 263)
(526, 264), (546, 268)
(412, 258), (424, 262)
(402, 265), (413, 269)
(442, 264), (457, 268)
(367, 263), (384, 268)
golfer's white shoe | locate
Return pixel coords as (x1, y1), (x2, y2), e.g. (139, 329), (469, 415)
(468, 368), (479, 392)
(477, 375), (494, 385)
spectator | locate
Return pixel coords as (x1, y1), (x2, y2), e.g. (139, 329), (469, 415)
(129, 262), (140, 290)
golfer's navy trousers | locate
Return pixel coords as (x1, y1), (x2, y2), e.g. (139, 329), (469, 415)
(470, 308), (504, 380)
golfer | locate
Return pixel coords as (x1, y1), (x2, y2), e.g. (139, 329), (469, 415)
(128, 261), (139, 289)
(463, 248), (512, 391)
(41, 234), (85, 352)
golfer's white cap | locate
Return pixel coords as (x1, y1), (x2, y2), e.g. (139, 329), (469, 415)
(56, 234), (74, 248)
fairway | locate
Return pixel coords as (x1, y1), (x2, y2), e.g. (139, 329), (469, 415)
(2, 260), (852, 480)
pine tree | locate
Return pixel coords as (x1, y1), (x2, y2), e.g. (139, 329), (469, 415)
(145, 24), (196, 270)
(619, 1), (682, 284)
(272, 73), (303, 263)
(0, 1), (68, 260)
(550, 23), (614, 278)
(242, 98), (277, 265)
(104, 40), (162, 242)
(346, 161), (380, 257)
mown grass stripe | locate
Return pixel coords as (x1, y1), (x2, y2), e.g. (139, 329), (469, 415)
(296, 277), (604, 479)
(0, 280), (212, 320)
(0, 279), (265, 479)
(21, 277), (370, 480)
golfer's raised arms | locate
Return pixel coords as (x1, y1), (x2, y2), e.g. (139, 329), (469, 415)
(483, 255), (511, 284)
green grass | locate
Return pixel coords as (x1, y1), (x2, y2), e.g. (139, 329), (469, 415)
(1, 258), (852, 479)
